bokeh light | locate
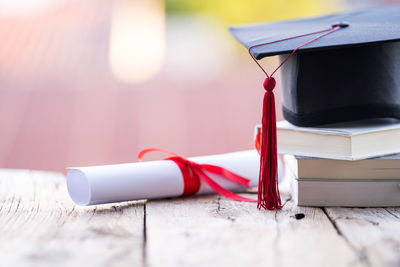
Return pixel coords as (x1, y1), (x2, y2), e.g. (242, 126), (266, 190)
(0, 0), (397, 171)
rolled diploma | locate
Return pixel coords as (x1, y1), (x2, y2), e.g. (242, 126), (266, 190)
(67, 150), (261, 206)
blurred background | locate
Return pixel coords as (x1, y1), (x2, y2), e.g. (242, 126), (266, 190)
(0, 0), (397, 173)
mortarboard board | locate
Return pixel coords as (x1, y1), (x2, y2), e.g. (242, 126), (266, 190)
(229, 6), (400, 210)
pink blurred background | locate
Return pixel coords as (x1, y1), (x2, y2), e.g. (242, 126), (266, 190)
(0, 0), (396, 173)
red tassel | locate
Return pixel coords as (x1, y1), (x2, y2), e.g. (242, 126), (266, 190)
(247, 26), (345, 210)
(257, 77), (282, 210)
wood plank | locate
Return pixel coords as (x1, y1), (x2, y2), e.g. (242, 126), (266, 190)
(0, 170), (145, 267)
(2, 169), (398, 267)
(145, 194), (363, 267)
(325, 207), (400, 267)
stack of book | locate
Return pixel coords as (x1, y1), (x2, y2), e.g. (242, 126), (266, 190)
(256, 118), (400, 207)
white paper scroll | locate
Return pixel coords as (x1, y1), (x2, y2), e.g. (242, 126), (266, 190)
(67, 150), (267, 206)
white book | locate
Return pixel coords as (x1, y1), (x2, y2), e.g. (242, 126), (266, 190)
(293, 178), (400, 207)
(274, 118), (400, 160)
(282, 154), (400, 207)
(294, 154), (400, 179)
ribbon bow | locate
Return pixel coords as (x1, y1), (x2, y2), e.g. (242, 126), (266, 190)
(138, 148), (256, 202)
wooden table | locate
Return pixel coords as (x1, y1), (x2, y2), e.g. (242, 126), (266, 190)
(1, 170), (399, 267)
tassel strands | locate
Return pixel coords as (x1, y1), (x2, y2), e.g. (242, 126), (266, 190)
(258, 77), (281, 210)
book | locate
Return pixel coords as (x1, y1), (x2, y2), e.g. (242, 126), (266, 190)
(282, 155), (400, 207)
(294, 154), (400, 179)
(268, 118), (400, 160)
(292, 178), (400, 207)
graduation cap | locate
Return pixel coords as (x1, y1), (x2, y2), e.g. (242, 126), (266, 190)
(229, 6), (400, 210)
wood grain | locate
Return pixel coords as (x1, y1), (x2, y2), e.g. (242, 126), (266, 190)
(0, 169), (145, 267)
(1, 170), (400, 267)
(325, 207), (400, 267)
(145, 195), (362, 267)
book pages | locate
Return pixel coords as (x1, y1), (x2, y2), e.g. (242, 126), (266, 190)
(276, 118), (400, 136)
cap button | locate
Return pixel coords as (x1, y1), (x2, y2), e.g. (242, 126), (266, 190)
(332, 21), (349, 28)
(263, 77), (276, 92)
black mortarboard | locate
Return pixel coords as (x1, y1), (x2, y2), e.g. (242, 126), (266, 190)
(229, 6), (400, 210)
(230, 6), (400, 127)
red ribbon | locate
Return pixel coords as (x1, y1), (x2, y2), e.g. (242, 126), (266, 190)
(254, 131), (261, 154)
(138, 148), (256, 202)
